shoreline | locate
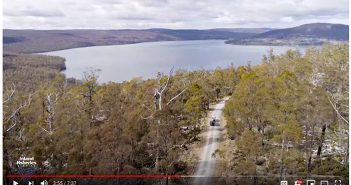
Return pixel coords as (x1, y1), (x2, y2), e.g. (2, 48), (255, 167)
(5, 39), (329, 55)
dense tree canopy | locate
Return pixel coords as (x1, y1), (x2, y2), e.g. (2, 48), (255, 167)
(224, 44), (349, 180)
(3, 44), (348, 184)
(3, 53), (234, 184)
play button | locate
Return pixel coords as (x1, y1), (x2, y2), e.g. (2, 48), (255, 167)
(13, 181), (18, 185)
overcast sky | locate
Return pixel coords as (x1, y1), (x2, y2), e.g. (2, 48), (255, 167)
(3, 0), (349, 29)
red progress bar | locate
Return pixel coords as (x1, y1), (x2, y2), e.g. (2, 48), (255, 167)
(7, 174), (181, 179)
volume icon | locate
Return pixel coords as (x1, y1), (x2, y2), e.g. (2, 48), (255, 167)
(41, 180), (49, 185)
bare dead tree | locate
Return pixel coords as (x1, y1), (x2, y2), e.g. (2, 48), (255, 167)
(327, 93), (349, 125)
(39, 93), (59, 134)
(154, 68), (173, 111)
(167, 89), (186, 105)
(154, 69), (171, 172)
(152, 68), (189, 172)
(140, 104), (154, 120)
(3, 83), (16, 104)
(18, 128), (26, 142)
(5, 93), (33, 132)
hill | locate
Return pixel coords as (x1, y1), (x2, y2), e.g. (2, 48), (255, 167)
(226, 23), (349, 45)
(3, 29), (255, 53)
(4, 23), (348, 53)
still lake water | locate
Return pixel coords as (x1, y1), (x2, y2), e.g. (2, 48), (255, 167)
(44, 40), (306, 83)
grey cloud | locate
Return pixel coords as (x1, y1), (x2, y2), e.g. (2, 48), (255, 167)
(22, 9), (64, 17)
(137, 0), (169, 7)
(5, 10), (64, 17)
(117, 15), (156, 21)
(3, 0), (349, 29)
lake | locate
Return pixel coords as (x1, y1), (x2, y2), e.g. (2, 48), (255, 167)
(44, 40), (306, 83)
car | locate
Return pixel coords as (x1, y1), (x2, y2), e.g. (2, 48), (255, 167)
(210, 118), (219, 126)
(210, 119), (215, 126)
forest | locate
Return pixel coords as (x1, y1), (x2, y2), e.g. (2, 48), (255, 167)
(3, 44), (349, 184)
(223, 44), (349, 181)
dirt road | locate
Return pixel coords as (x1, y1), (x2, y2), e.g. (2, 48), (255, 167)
(193, 100), (226, 185)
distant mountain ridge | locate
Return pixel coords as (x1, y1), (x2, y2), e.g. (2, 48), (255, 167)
(145, 28), (256, 40)
(3, 23), (349, 53)
(208, 28), (274, 33)
(4, 29), (258, 53)
(226, 23), (349, 45)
